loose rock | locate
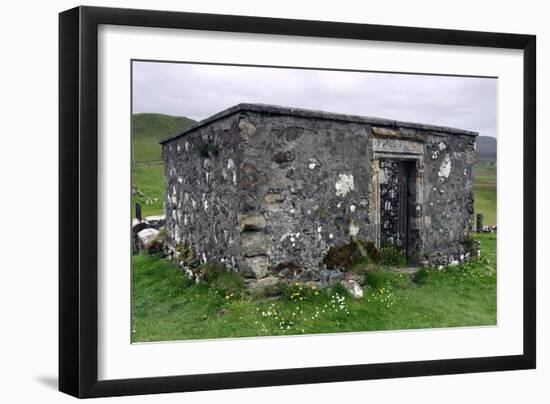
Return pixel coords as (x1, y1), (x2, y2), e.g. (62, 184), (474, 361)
(342, 279), (364, 299)
(137, 228), (160, 250)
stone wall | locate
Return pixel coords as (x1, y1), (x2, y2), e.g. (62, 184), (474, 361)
(235, 111), (374, 279)
(162, 104), (477, 280)
(420, 134), (476, 266)
(162, 115), (242, 268)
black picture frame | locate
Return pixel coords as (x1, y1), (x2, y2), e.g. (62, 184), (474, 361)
(59, 5), (536, 398)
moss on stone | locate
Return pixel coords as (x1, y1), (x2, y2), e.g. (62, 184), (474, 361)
(315, 207), (330, 222)
(323, 239), (380, 271)
(197, 142), (219, 158)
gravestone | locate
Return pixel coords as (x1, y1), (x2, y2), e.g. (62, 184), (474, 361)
(135, 202), (142, 222)
(476, 213), (483, 233)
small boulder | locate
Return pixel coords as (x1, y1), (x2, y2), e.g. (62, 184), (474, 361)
(137, 228), (159, 250)
(344, 271), (366, 285)
(132, 219), (149, 234)
(343, 279), (364, 299)
(144, 215), (166, 229)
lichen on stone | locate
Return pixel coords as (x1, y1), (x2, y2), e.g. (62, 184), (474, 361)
(335, 173), (355, 197)
(438, 154), (452, 178)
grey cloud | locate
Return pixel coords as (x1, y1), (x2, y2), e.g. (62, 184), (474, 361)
(132, 61), (497, 138)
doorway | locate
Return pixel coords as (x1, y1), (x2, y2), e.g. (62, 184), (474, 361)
(379, 159), (416, 263)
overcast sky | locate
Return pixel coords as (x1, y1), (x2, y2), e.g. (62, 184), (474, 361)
(132, 61), (497, 138)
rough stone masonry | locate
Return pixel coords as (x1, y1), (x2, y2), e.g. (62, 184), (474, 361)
(161, 104), (477, 282)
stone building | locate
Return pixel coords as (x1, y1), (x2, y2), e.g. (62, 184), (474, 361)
(161, 104), (477, 281)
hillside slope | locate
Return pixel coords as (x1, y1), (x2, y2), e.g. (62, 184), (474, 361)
(132, 113), (195, 217)
(132, 113), (195, 163)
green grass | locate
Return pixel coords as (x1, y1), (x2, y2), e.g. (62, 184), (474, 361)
(130, 116), (498, 341)
(132, 233), (496, 342)
(132, 164), (165, 217)
(474, 161), (497, 226)
(131, 113), (195, 217)
(132, 113), (195, 163)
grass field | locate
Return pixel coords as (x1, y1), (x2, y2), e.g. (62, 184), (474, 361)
(473, 161), (497, 226)
(132, 113), (195, 217)
(132, 164), (166, 217)
(132, 233), (496, 342)
(130, 114), (497, 342)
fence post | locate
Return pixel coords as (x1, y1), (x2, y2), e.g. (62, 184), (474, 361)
(135, 202), (142, 222)
(476, 213), (483, 233)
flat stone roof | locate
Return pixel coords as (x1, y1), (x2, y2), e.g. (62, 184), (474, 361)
(160, 103), (478, 144)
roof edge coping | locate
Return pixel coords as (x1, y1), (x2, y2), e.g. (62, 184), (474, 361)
(159, 103), (479, 144)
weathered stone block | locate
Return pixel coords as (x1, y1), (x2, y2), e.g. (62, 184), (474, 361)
(246, 275), (279, 290)
(241, 232), (269, 257)
(239, 214), (267, 232)
(272, 150), (295, 164)
(372, 137), (424, 156)
(372, 127), (400, 137)
(264, 192), (284, 203)
(238, 255), (270, 279)
(264, 192), (285, 212)
(239, 119), (256, 141)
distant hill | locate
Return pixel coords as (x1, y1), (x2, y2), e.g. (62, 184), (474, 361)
(476, 136), (497, 162)
(132, 113), (196, 163)
(132, 113), (196, 217)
